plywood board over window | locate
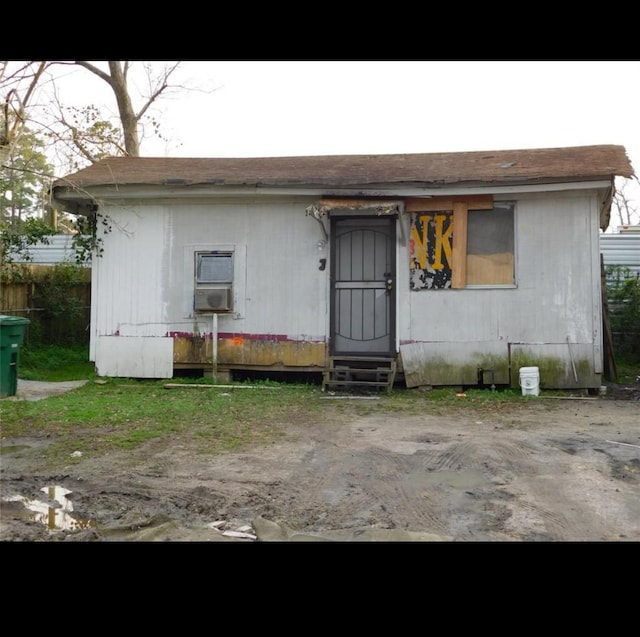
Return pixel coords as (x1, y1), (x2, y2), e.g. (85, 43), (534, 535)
(407, 195), (515, 289)
(466, 204), (514, 285)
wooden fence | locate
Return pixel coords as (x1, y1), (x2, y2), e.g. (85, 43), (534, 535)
(0, 266), (91, 346)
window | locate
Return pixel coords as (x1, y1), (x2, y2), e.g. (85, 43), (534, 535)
(408, 196), (515, 290)
(196, 251), (233, 284)
(194, 251), (234, 312)
(466, 203), (514, 286)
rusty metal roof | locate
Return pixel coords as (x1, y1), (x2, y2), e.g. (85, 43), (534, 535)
(52, 145), (635, 191)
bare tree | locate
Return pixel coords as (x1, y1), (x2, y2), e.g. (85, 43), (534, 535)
(1, 61), (51, 150)
(71, 61), (181, 158)
(612, 177), (640, 231)
(2, 61), (185, 167)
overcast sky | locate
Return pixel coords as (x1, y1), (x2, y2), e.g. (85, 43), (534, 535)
(49, 60), (640, 212)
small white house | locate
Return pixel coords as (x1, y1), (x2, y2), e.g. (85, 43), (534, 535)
(52, 145), (635, 391)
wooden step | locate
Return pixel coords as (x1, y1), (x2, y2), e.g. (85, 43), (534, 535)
(323, 356), (397, 393)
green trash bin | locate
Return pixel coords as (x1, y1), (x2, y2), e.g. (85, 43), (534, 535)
(0, 315), (30, 398)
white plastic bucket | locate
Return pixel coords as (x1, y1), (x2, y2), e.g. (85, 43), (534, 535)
(519, 366), (540, 396)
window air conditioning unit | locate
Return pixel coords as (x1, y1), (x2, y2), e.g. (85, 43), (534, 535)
(194, 286), (233, 312)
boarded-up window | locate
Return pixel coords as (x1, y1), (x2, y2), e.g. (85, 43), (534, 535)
(409, 212), (453, 290)
(466, 203), (515, 286)
(408, 197), (515, 289)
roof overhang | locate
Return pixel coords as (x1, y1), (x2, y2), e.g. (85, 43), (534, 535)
(53, 179), (614, 217)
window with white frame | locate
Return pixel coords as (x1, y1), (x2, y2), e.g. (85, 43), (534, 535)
(194, 250), (234, 312)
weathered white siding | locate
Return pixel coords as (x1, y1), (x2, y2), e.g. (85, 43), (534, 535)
(90, 198), (326, 376)
(93, 206), (168, 337)
(166, 200), (327, 337)
(399, 190), (603, 388)
(95, 336), (173, 378)
(89, 188), (607, 387)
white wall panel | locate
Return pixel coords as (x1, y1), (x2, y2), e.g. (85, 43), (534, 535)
(95, 336), (173, 378)
(94, 204), (169, 338)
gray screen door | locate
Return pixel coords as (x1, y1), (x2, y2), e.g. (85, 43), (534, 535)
(330, 216), (395, 355)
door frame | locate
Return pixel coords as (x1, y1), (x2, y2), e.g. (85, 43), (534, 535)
(329, 214), (397, 357)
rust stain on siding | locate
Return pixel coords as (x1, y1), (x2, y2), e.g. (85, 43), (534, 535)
(171, 332), (325, 368)
(173, 335), (213, 364)
(217, 338), (325, 367)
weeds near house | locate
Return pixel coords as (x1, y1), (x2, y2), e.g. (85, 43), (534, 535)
(18, 345), (95, 381)
(0, 376), (322, 464)
(615, 356), (640, 384)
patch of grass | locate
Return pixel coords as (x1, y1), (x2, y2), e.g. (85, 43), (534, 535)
(19, 344), (95, 381)
(318, 386), (534, 422)
(615, 355), (640, 384)
(0, 377), (323, 461)
(382, 386), (524, 410)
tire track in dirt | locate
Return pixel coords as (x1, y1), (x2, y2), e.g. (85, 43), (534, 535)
(356, 446), (449, 533)
(265, 440), (447, 533)
(334, 420), (467, 533)
(289, 415), (554, 537)
(488, 432), (639, 541)
(479, 432), (591, 540)
(414, 437), (538, 538)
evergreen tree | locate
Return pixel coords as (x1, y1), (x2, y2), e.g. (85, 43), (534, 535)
(0, 123), (56, 265)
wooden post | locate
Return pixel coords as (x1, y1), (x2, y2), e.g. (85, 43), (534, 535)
(601, 254), (617, 382)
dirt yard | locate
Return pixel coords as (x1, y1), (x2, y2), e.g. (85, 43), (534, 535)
(1, 383), (639, 542)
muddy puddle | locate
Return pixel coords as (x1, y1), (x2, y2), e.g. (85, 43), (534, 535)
(3, 485), (96, 531)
